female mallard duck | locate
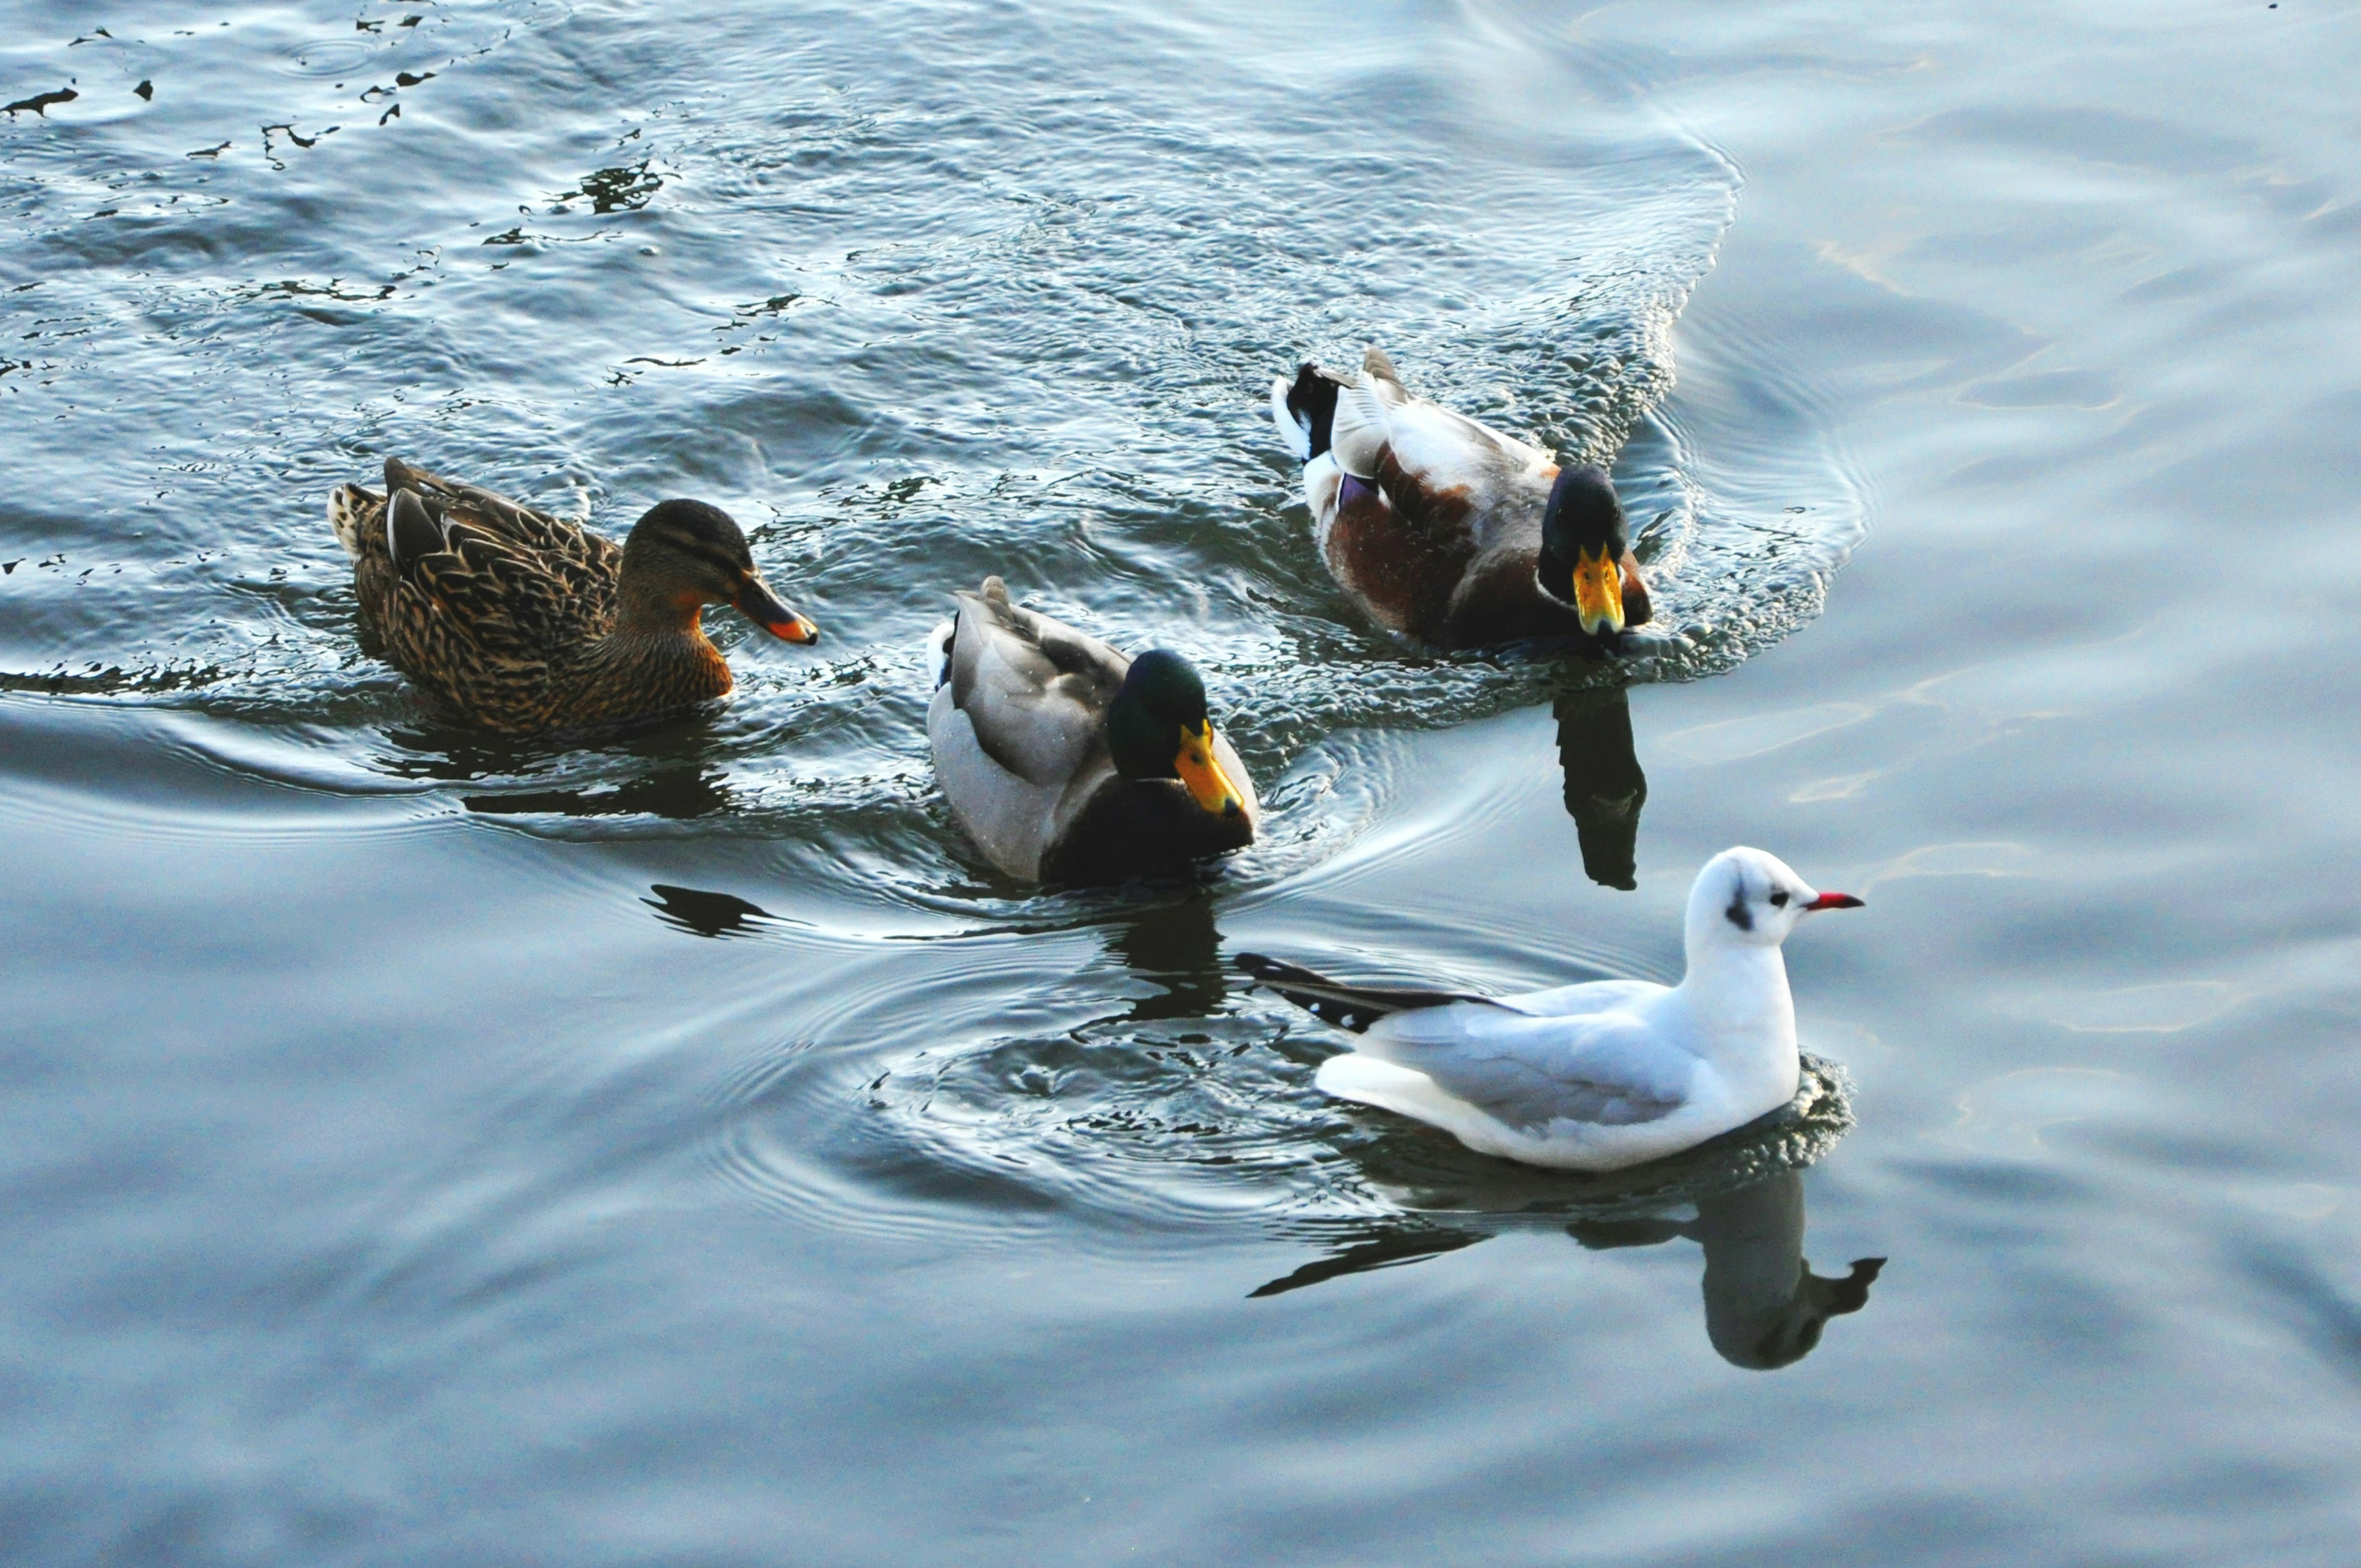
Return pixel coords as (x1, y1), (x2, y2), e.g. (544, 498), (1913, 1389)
(328, 457), (819, 734)
(1270, 348), (1653, 650)
(924, 577), (1258, 883)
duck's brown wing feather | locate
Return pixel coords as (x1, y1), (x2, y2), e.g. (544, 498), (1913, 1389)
(382, 460), (619, 576)
(383, 462), (618, 648)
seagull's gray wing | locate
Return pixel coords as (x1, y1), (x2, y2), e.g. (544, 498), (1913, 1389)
(1358, 1005), (1694, 1132)
(1491, 978), (1666, 1018)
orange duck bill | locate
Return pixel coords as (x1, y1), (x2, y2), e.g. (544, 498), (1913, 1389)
(734, 575), (820, 644)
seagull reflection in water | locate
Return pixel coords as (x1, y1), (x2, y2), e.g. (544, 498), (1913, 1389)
(1571, 1172), (1883, 1369)
(1252, 1170), (1883, 1370)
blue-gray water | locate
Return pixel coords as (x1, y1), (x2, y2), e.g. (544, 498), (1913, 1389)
(5, 1), (2359, 1561)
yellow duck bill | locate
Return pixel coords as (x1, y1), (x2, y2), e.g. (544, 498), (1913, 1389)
(1572, 546), (1625, 637)
(1174, 722), (1246, 816)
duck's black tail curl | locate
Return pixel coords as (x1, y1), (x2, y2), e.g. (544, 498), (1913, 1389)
(1274, 363), (1353, 463)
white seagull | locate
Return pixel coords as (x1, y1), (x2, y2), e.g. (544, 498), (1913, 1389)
(1240, 847), (1863, 1171)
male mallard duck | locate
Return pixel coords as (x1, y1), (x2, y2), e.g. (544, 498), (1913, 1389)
(1270, 349), (1653, 650)
(924, 577), (1258, 883)
(328, 458), (818, 734)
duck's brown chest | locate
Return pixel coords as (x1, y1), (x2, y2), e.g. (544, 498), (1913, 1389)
(544, 634), (735, 730)
(1321, 450), (1479, 642)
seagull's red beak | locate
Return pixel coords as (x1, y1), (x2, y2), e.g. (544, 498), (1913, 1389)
(1804, 892), (1864, 910)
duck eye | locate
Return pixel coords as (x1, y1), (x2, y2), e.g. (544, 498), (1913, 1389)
(1769, 891), (1790, 907)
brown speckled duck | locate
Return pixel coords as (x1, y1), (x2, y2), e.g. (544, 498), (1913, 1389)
(328, 458), (818, 734)
(1271, 349), (1653, 651)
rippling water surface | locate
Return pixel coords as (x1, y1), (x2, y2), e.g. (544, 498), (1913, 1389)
(6, 0), (2360, 1561)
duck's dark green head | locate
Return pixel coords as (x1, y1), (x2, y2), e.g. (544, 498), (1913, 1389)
(623, 500), (819, 644)
(1106, 649), (1246, 817)
(1536, 466), (1638, 639)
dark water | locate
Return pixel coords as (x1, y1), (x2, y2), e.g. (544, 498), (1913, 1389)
(5, 0), (2360, 1561)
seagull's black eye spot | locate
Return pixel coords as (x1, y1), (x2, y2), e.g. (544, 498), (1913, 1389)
(1770, 891), (1790, 908)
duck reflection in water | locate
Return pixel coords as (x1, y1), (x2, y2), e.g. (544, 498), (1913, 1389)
(462, 763), (735, 820)
(643, 883), (777, 940)
(1105, 886), (1227, 1023)
(1554, 683), (1647, 891)
(1252, 1170), (1882, 1370)
(382, 706), (745, 822)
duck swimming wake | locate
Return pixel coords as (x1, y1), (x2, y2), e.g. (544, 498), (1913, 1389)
(1240, 847), (1861, 1171)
